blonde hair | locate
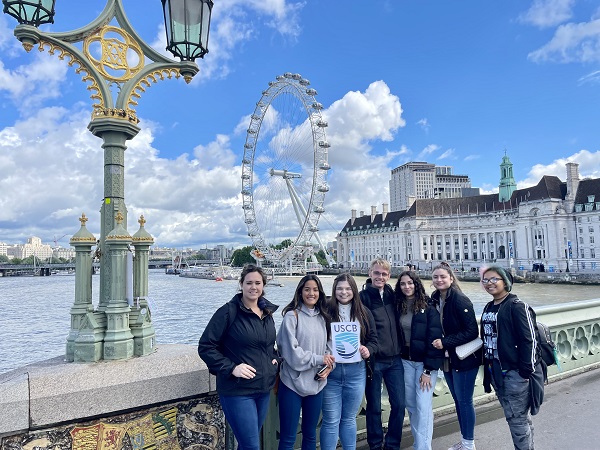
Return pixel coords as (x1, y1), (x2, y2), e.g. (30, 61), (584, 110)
(369, 258), (391, 273)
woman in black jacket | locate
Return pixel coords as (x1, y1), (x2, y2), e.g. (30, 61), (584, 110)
(431, 262), (479, 450)
(198, 264), (279, 450)
(480, 265), (542, 450)
(395, 270), (444, 450)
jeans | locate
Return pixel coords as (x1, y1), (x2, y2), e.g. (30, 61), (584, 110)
(365, 355), (406, 450)
(277, 380), (324, 450)
(219, 391), (271, 450)
(443, 366), (478, 441)
(493, 370), (534, 450)
(320, 360), (366, 450)
(402, 360), (438, 450)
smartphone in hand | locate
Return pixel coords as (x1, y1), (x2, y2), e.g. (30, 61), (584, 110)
(314, 365), (328, 380)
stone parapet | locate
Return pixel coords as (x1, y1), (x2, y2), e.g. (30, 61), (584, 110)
(0, 344), (214, 437)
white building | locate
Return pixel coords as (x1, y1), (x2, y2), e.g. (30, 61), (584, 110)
(0, 242), (7, 256)
(338, 160), (597, 273)
(389, 162), (475, 211)
(7, 237), (53, 260)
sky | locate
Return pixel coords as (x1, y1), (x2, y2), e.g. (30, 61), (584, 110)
(1, 0), (600, 251)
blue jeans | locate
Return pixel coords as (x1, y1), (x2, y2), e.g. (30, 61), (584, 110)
(219, 391), (271, 450)
(402, 360), (438, 450)
(443, 366), (478, 441)
(365, 356), (406, 450)
(320, 360), (366, 450)
(277, 381), (324, 450)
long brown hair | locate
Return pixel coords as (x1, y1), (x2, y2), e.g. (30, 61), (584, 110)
(282, 274), (331, 338)
(432, 261), (463, 293)
(328, 273), (371, 343)
(394, 270), (429, 314)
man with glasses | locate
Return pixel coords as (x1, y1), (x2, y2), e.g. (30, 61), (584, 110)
(360, 258), (405, 450)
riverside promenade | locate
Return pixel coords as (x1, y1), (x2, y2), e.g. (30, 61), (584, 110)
(359, 365), (600, 450)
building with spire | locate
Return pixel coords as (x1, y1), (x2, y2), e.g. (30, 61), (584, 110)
(337, 157), (599, 273)
(499, 151), (517, 202)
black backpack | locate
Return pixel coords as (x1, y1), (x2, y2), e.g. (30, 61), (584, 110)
(536, 321), (559, 368)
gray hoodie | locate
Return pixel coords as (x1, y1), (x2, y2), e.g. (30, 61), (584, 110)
(277, 304), (332, 396)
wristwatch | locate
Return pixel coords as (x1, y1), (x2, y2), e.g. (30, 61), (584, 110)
(423, 369), (431, 376)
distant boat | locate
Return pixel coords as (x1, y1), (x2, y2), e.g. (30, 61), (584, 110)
(165, 251), (185, 275)
(179, 266), (217, 280)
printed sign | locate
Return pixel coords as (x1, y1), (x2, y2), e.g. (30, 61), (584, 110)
(331, 322), (361, 363)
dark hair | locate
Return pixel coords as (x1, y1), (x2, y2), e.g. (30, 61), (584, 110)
(329, 273), (371, 342)
(431, 261), (463, 293)
(482, 264), (513, 292)
(394, 271), (430, 314)
(239, 264), (270, 313)
(282, 274), (331, 338)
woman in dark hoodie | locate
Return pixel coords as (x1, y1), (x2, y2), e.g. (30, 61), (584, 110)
(198, 264), (279, 450)
(480, 264), (543, 450)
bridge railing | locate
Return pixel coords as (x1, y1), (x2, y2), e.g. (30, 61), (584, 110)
(2, 299), (599, 449)
(260, 298), (600, 449)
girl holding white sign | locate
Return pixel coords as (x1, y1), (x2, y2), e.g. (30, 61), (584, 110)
(320, 273), (379, 450)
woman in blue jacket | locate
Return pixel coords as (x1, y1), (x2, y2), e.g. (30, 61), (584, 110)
(198, 264), (279, 450)
(395, 270), (444, 450)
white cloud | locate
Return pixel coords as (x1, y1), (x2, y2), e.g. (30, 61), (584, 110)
(578, 69), (600, 85)
(0, 50), (68, 112)
(438, 148), (455, 160)
(528, 19), (600, 63)
(464, 154), (480, 161)
(518, 0), (575, 28)
(418, 144), (440, 158)
(417, 118), (430, 133)
(517, 149), (600, 188)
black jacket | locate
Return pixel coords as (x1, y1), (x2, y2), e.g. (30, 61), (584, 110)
(198, 294), (279, 395)
(431, 286), (480, 371)
(480, 293), (538, 379)
(400, 302), (444, 371)
(360, 280), (403, 359)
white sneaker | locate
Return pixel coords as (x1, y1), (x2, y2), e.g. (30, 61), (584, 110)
(448, 443), (463, 450)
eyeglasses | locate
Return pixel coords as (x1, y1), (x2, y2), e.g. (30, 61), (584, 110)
(372, 270), (389, 277)
(482, 277), (501, 284)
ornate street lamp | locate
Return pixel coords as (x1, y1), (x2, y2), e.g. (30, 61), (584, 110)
(3, 0), (211, 363)
(2, 0), (55, 26)
(162, 0), (213, 61)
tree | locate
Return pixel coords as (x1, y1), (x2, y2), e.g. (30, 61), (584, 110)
(231, 246), (255, 267)
(315, 250), (328, 267)
(0, 255), (9, 263)
(274, 239), (293, 250)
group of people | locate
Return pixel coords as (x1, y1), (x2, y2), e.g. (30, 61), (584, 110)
(198, 258), (544, 450)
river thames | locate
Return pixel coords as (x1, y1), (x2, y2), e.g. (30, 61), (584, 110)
(1, 269), (599, 375)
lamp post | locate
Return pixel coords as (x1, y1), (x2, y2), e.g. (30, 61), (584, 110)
(3, 0), (213, 362)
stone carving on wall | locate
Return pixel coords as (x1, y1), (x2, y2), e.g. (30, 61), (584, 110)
(0, 397), (223, 450)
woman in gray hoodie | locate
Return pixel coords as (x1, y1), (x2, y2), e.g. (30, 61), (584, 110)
(277, 274), (334, 450)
